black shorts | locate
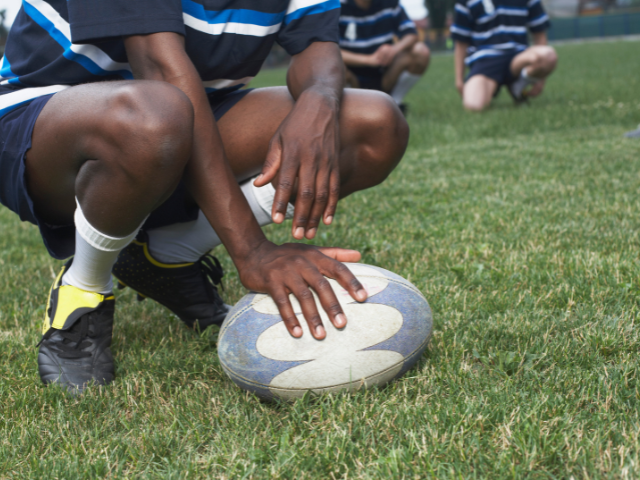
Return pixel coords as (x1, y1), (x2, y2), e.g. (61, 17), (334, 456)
(347, 67), (386, 92)
(465, 50), (521, 94)
(0, 87), (252, 260)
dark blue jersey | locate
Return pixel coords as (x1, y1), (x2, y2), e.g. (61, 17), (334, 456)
(451, 0), (550, 65)
(0, 0), (340, 118)
(339, 0), (417, 54)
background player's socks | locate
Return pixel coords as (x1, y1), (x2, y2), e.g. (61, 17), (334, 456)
(510, 69), (539, 99)
(390, 71), (422, 105)
(62, 199), (142, 294)
(147, 177), (294, 264)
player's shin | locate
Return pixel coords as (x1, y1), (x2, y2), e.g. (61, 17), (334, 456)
(146, 176), (293, 263)
(62, 198), (145, 293)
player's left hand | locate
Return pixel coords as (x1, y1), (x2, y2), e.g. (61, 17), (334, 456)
(254, 88), (340, 241)
(526, 79), (545, 98)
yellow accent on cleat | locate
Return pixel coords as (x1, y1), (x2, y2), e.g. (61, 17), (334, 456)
(133, 239), (194, 269)
(42, 264), (112, 334)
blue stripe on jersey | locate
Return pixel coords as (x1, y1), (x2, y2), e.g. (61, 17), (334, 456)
(339, 7), (399, 25)
(285, 0), (340, 25)
(0, 56), (22, 85)
(22, 1), (133, 80)
(181, 0), (285, 27)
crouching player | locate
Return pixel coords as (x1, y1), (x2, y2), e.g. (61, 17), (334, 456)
(451, 0), (558, 111)
(339, 0), (430, 114)
(0, 0), (408, 393)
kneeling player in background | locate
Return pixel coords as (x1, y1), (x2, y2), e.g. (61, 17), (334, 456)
(339, 0), (430, 114)
(451, 0), (558, 111)
(0, 0), (409, 393)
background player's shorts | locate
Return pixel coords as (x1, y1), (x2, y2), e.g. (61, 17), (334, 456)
(0, 87), (252, 260)
(347, 67), (386, 92)
(465, 50), (522, 95)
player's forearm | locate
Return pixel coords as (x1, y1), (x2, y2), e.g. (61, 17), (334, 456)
(454, 41), (468, 83)
(395, 34), (418, 53)
(532, 31), (548, 46)
(287, 42), (344, 107)
(124, 33), (268, 265)
(340, 48), (376, 67)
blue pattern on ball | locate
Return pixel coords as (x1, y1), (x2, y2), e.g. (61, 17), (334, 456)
(218, 294), (307, 387)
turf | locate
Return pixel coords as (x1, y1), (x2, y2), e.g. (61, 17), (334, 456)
(1, 40), (640, 478)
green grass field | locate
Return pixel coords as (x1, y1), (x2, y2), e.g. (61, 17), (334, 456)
(1, 40), (640, 478)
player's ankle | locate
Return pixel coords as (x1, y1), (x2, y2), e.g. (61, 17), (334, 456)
(62, 198), (142, 294)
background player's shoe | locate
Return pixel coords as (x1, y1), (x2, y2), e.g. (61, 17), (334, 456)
(38, 262), (115, 394)
(112, 234), (230, 330)
(624, 125), (640, 138)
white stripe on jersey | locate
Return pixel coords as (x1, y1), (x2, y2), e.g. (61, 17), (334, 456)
(24, 0), (132, 75)
(471, 25), (527, 39)
(527, 14), (549, 27)
(183, 13), (282, 36)
(287, 0), (333, 15)
(0, 85), (69, 111)
(450, 25), (472, 37)
(338, 32), (395, 48)
(476, 7), (528, 24)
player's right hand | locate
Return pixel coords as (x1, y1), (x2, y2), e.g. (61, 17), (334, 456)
(372, 44), (396, 67)
(237, 240), (368, 340)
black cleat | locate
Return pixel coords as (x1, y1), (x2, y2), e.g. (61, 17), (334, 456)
(112, 233), (230, 330)
(38, 262), (115, 394)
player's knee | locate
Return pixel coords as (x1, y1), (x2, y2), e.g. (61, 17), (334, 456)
(411, 43), (430, 72)
(359, 93), (408, 183)
(463, 96), (488, 112)
(540, 46), (558, 70)
(105, 82), (194, 179)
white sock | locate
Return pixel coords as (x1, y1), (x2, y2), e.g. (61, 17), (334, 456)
(510, 68), (539, 98)
(146, 178), (294, 264)
(390, 71), (422, 105)
(62, 199), (143, 294)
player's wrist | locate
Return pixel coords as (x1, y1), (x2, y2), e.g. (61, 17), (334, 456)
(298, 86), (341, 113)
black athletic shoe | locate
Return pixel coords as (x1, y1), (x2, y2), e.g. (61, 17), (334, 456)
(112, 233), (230, 330)
(38, 262), (115, 394)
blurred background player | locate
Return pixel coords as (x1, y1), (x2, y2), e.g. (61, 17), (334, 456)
(339, 0), (431, 114)
(451, 0), (558, 111)
(400, 0), (429, 40)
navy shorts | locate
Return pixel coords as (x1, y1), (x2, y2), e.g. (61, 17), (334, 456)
(466, 50), (521, 94)
(0, 87), (252, 260)
(347, 67), (386, 92)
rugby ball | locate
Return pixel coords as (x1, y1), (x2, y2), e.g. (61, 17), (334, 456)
(217, 263), (432, 401)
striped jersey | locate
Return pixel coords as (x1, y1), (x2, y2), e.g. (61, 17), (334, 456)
(0, 0), (340, 118)
(451, 0), (550, 65)
(339, 0), (416, 54)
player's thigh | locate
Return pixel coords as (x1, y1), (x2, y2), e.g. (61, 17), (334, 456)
(462, 75), (497, 111)
(26, 81), (192, 224)
(216, 86), (402, 182)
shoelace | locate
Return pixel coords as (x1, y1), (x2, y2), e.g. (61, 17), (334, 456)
(198, 254), (225, 305)
(37, 315), (93, 359)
